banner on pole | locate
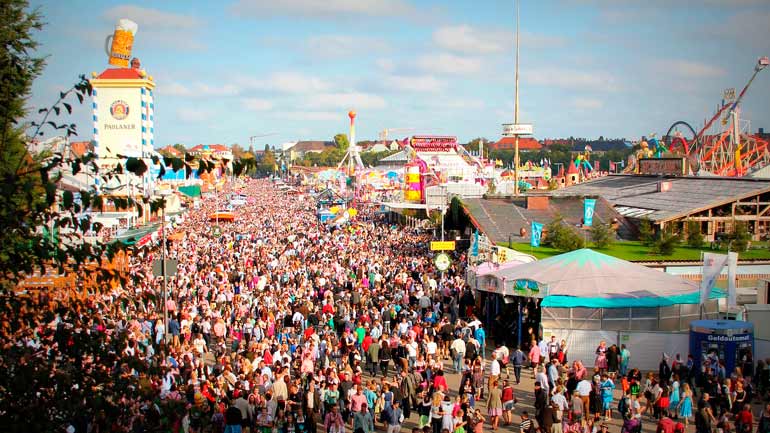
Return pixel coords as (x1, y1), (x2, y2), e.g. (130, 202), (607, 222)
(727, 252), (738, 307)
(583, 199), (596, 227)
(531, 221), (543, 247)
(471, 230), (479, 257)
(700, 252), (728, 304)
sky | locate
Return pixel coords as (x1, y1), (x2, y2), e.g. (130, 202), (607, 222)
(27, 0), (770, 148)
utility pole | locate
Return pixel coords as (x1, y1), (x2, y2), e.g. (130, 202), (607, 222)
(158, 189), (172, 350)
(513, 0), (521, 196)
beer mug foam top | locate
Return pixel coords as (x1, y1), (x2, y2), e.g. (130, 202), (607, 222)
(105, 19), (138, 68)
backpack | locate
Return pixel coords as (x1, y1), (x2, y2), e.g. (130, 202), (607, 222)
(618, 397), (630, 420)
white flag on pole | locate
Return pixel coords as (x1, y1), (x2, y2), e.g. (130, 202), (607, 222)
(727, 252), (739, 307)
(700, 252), (728, 304)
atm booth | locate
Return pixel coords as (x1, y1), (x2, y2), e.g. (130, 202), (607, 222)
(689, 320), (754, 377)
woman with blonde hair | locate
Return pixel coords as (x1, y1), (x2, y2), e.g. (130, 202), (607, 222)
(486, 379), (503, 431)
(677, 383), (693, 429)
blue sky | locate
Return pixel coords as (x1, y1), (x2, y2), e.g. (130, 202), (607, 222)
(27, 0), (770, 148)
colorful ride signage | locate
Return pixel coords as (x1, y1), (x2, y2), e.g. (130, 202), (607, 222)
(410, 136), (457, 152)
(430, 241), (456, 251)
(638, 157), (688, 176)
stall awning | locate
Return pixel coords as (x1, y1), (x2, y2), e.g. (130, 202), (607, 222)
(178, 185), (201, 198)
(478, 248), (710, 308)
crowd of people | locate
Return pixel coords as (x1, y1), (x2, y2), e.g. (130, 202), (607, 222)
(1, 178), (770, 433)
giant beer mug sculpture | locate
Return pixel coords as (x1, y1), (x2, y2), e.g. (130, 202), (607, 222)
(104, 19), (138, 67)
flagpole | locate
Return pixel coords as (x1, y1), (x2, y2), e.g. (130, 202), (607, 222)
(699, 251), (705, 319)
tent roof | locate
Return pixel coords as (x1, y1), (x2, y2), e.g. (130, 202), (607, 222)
(486, 248), (700, 307)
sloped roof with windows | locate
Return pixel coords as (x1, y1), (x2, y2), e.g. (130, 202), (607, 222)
(552, 174), (770, 223)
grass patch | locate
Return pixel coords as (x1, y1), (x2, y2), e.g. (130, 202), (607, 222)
(506, 241), (770, 262)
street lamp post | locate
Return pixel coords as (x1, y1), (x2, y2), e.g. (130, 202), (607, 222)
(158, 189), (172, 348)
(513, 0), (521, 196)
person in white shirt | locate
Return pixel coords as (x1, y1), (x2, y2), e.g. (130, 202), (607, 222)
(551, 387), (569, 412)
(193, 334), (207, 354)
(451, 337), (466, 373)
(426, 337), (438, 358)
(576, 379), (593, 416)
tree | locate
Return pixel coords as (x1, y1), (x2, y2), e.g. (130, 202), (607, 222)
(334, 133), (349, 151)
(465, 137), (489, 154)
(231, 143), (245, 159)
(728, 221), (750, 252)
(686, 220), (704, 248)
(172, 143), (187, 154)
(639, 218), (654, 246)
(591, 222), (615, 249)
(544, 216), (584, 251)
(652, 227), (680, 256)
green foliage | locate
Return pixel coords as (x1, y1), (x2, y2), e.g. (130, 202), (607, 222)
(450, 196), (462, 226)
(639, 218), (654, 246)
(652, 227), (681, 256)
(728, 221), (751, 252)
(544, 216), (585, 251)
(686, 220), (704, 248)
(334, 133), (349, 151)
(591, 222), (615, 249)
(360, 149), (399, 167)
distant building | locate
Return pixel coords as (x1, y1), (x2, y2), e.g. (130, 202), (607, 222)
(554, 175), (770, 241)
(489, 137), (542, 152)
(188, 144), (232, 160)
(289, 141), (335, 161)
(462, 195), (635, 243)
(158, 145), (183, 158)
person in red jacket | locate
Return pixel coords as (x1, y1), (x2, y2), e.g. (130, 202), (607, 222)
(736, 404), (754, 433)
(657, 411), (677, 433)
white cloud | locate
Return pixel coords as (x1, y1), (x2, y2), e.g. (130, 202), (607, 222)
(309, 92), (387, 109)
(384, 75), (446, 93)
(441, 99), (486, 110)
(103, 5), (205, 51)
(571, 98), (604, 110)
(433, 25), (509, 54)
(104, 5), (199, 28)
(230, 0), (415, 19)
(177, 107), (210, 122)
(275, 111), (340, 121)
(237, 72), (332, 94)
(656, 60), (726, 78)
(433, 25), (565, 55)
(526, 67), (621, 92)
(376, 58), (396, 72)
(416, 53), (484, 75)
(307, 35), (390, 58)
(161, 82), (239, 97)
(243, 98), (274, 111)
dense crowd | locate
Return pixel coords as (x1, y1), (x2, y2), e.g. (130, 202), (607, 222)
(1, 178), (770, 433)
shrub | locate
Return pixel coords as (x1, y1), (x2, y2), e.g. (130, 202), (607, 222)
(729, 221), (750, 252)
(591, 223), (615, 249)
(639, 218), (654, 246)
(545, 217), (585, 251)
(686, 220), (704, 248)
(652, 228), (681, 256)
